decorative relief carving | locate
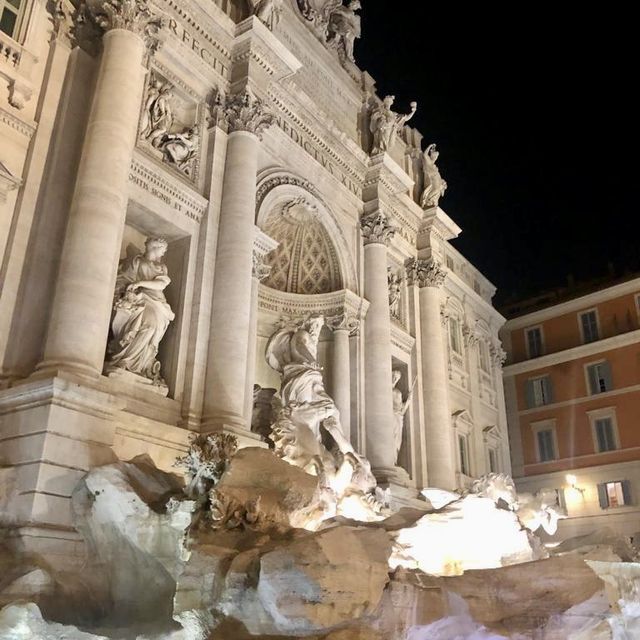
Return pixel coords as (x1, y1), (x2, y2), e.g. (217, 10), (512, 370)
(105, 237), (175, 394)
(360, 210), (396, 246)
(222, 89), (275, 139)
(490, 343), (507, 368)
(0, 160), (21, 204)
(138, 72), (201, 179)
(369, 96), (417, 155)
(420, 143), (447, 209)
(462, 323), (480, 348)
(80, 0), (164, 52)
(252, 251), (273, 282)
(406, 258), (446, 288)
(326, 312), (359, 335)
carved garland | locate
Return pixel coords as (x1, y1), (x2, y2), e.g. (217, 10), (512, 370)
(405, 258), (446, 288)
(360, 210), (396, 246)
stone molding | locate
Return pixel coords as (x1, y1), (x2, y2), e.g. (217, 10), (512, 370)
(406, 257), (446, 289)
(360, 210), (396, 246)
(222, 89), (275, 138)
(0, 160), (21, 203)
(80, 0), (165, 52)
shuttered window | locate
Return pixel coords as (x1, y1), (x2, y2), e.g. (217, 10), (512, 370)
(0, 0), (23, 38)
(586, 361), (613, 395)
(526, 327), (544, 358)
(594, 418), (617, 452)
(536, 429), (556, 462)
(598, 481), (632, 509)
(525, 376), (553, 408)
(580, 310), (600, 344)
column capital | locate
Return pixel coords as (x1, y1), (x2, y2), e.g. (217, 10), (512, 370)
(406, 257), (446, 289)
(360, 210), (396, 246)
(490, 343), (507, 368)
(221, 90), (276, 139)
(79, 0), (164, 52)
(326, 312), (360, 336)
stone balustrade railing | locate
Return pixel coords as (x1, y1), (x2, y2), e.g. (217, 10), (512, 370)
(0, 30), (36, 109)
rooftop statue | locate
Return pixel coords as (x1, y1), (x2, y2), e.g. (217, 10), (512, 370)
(326, 0), (361, 62)
(370, 95), (417, 155)
(421, 143), (448, 209)
(249, 0), (283, 30)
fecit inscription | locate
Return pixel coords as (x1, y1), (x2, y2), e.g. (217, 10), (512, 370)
(273, 114), (362, 197)
(129, 158), (207, 223)
(166, 18), (229, 79)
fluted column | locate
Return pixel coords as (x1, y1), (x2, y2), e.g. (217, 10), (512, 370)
(203, 91), (275, 432)
(243, 249), (273, 424)
(327, 313), (359, 440)
(38, 1), (163, 377)
(408, 258), (456, 489)
(361, 211), (398, 477)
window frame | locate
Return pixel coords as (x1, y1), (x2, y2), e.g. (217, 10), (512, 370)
(449, 316), (463, 356)
(526, 374), (553, 408)
(0, 0), (27, 42)
(598, 480), (632, 509)
(587, 407), (620, 453)
(584, 359), (613, 396)
(531, 419), (559, 463)
(578, 308), (601, 344)
(458, 432), (471, 477)
(525, 325), (545, 359)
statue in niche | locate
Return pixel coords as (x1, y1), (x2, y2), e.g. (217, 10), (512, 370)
(420, 143), (448, 209)
(388, 268), (402, 320)
(325, 0), (361, 62)
(105, 237), (175, 390)
(161, 125), (200, 176)
(251, 384), (277, 443)
(392, 370), (415, 463)
(140, 78), (174, 148)
(265, 315), (386, 520)
(250, 0), (283, 30)
(370, 95), (417, 155)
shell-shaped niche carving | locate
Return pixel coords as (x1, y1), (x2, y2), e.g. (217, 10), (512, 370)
(263, 197), (343, 295)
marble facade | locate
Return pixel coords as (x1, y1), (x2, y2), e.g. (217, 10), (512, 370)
(0, 0), (509, 563)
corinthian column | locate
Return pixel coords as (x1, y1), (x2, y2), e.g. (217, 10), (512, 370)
(361, 210), (399, 479)
(327, 313), (359, 440)
(203, 91), (275, 434)
(38, 0), (163, 377)
(407, 257), (456, 490)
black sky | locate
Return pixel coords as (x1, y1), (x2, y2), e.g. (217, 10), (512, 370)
(355, 6), (637, 305)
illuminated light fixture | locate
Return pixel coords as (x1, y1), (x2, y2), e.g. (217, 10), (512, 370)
(566, 473), (585, 494)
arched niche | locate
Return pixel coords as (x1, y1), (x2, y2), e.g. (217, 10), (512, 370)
(256, 172), (358, 295)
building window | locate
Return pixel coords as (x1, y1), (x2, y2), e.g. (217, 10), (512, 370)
(588, 409), (619, 453)
(478, 340), (491, 373)
(0, 0), (23, 38)
(535, 428), (556, 462)
(586, 361), (613, 395)
(458, 434), (471, 476)
(598, 480), (632, 509)
(525, 326), (544, 359)
(449, 317), (462, 355)
(525, 375), (553, 408)
(579, 309), (600, 344)
(488, 447), (499, 473)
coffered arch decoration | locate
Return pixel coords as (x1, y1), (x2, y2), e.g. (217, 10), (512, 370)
(255, 171), (357, 294)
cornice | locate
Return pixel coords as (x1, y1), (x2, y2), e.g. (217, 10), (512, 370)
(0, 106), (36, 138)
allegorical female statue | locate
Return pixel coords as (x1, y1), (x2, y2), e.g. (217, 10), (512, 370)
(420, 143), (448, 209)
(140, 80), (174, 149)
(326, 0), (361, 62)
(392, 370), (415, 463)
(370, 95), (417, 155)
(105, 237), (175, 389)
(161, 125), (200, 176)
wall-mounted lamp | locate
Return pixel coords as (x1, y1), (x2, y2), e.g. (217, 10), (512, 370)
(566, 474), (585, 495)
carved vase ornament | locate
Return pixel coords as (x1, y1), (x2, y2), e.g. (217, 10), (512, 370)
(421, 143), (448, 209)
(370, 95), (417, 155)
(105, 237), (175, 390)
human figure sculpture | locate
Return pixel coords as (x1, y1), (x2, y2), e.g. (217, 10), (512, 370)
(251, 0), (283, 30)
(388, 269), (402, 319)
(140, 81), (174, 148)
(161, 125), (199, 175)
(326, 0), (361, 62)
(105, 237), (175, 387)
(392, 370), (414, 463)
(420, 143), (448, 209)
(370, 95), (417, 155)
(265, 315), (384, 519)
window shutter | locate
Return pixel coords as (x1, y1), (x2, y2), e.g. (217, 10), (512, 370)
(544, 376), (554, 404)
(587, 366), (598, 395)
(525, 380), (535, 409)
(622, 480), (632, 506)
(601, 361), (613, 391)
(597, 483), (609, 509)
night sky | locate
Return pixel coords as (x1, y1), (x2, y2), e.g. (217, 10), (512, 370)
(355, 7), (636, 306)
